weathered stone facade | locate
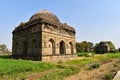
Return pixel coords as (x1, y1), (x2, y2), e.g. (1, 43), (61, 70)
(12, 10), (76, 61)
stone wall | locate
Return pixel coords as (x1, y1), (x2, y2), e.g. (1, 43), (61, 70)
(42, 54), (77, 62)
(42, 23), (76, 56)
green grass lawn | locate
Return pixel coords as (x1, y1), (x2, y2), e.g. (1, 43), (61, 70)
(0, 58), (54, 80)
(0, 56), (79, 80)
(66, 53), (120, 66)
(0, 53), (120, 80)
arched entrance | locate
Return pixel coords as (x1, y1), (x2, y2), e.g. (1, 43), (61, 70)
(22, 41), (27, 55)
(60, 40), (66, 54)
(32, 39), (37, 54)
(49, 38), (55, 55)
(69, 42), (74, 54)
(15, 42), (19, 54)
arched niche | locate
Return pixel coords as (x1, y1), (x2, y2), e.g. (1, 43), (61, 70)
(59, 40), (66, 54)
(48, 38), (55, 55)
(15, 42), (19, 54)
(32, 39), (37, 54)
(69, 42), (74, 54)
(22, 41), (27, 55)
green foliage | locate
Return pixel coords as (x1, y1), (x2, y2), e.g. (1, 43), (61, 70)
(76, 41), (94, 52)
(104, 73), (113, 80)
(0, 55), (12, 59)
(107, 41), (115, 52)
(0, 59), (54, 79)
(0, 44), (7, 54)
(88, 62), (100, 70)
(113, 49), (119, 53)
(0, 44), (7, 51)
(0, 44), (10, 55)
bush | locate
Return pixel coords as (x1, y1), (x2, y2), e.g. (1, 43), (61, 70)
(104, 73), (113, 80)
(88, 62), (100, 70)
(0, 55), (12, 59)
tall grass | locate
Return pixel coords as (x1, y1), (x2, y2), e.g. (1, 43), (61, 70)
(65, 58), (97, 67)
(0, 57), (80, 80)
(0, 59), (54, 75)
(40, 53), (120, 80)
(106, 53), (120, 58)
(65, 53), (116, 67)
(40, 66), (79, 80)
(0, 53), (120, 80)
(0, 59), (54, 80)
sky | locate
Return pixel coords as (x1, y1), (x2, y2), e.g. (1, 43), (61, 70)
(0, 0), (120, 50)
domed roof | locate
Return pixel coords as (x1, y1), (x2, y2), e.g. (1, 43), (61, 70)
(100, 41), (109, 47)
(29, 10), (60, 23)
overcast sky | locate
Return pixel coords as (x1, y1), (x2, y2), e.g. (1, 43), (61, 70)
(0, 0), (120, 50)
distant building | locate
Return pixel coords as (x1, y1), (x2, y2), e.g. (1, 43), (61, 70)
(95, 41), (110, 54)
(12, 10), (76, 61)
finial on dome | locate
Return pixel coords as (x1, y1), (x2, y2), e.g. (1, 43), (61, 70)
(40, 9), (50, 14)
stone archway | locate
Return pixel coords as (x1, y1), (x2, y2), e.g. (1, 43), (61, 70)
(60, 40), (66, 54)
(49, 38), (55, 55)
(69, 42), (74, 54)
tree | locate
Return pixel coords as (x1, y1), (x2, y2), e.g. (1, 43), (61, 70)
(87, 42), (94, 52)
(106, 41), (115, 52)
(76, 41), (94, 52)
(0, 44), (8, 55)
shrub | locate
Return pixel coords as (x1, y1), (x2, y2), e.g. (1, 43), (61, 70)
(104, 73), (113, 80)
(88, 62), (100, 70)
(0, 55), (12, 59)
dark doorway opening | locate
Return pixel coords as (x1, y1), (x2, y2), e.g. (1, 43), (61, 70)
(60, 40), (66, 54)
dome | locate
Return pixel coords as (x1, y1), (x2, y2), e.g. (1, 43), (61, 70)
(100, 41), (109, 47)
(29, 10), (60, 23)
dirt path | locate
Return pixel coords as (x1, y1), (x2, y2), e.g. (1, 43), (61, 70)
(65, 59), (119, 80)
(25, 59), (120, 80)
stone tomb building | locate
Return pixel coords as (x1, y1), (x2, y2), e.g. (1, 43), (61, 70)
(12, 10), (76, 61)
